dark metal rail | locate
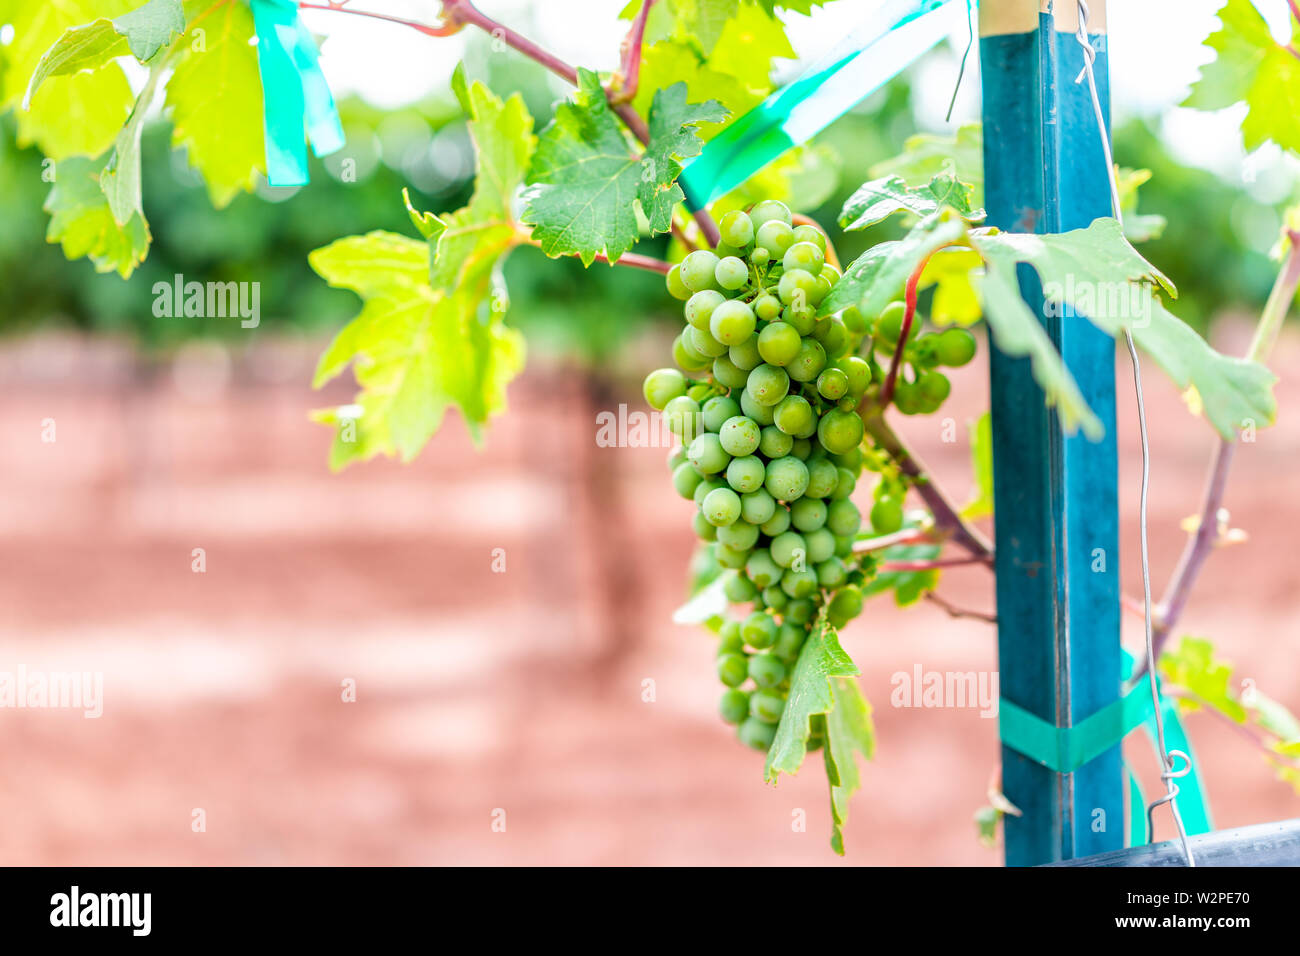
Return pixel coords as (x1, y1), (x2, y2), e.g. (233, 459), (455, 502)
(1046, 818), (1300, 867)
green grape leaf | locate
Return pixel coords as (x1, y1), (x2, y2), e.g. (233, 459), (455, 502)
(971, 219), (1278, 440)
(100, 56), (168, 226)
(523, 70), (724, 266)
(666, 0), (740, 54)
(859, 542), (940, 607)
(43, 154), (150, 277)
(824, 675), (875, 855)
(112, 0), (185, 61)
(961, 411), (993, 521)
(870, 122), (984, 206)
(633, 41), (758, 140)
(1160, 636), (1248, 723)
(920, 246), (982, 325)
(764, 615), (859, 783)
(1184, 0), (1300, 156)
(838, 172), (984, 232)
(165, 0), (265, 208)
(311, 80), (534, 466)
(705, 1), (795, 92)
(23, 22), (127, 108)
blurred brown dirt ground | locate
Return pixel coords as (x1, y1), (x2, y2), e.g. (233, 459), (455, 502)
(1, 319), (1297, 866)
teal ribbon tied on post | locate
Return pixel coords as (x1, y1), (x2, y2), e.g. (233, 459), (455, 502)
(999, 650), (1212, 847)
(250, 0), (345, 187)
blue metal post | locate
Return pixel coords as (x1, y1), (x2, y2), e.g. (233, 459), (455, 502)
(980, 1), (1123, 865)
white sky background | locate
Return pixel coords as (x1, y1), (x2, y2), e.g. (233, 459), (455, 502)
(303, 0), (1297, 188)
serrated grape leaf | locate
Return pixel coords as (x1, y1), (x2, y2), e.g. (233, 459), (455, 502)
(100, 56), (167, 226)
(972, 219), (1278, 440)
(870, 122), (984, 206)
(666, 0), (739, 55)
(522, 70), (725, 266)
(112, 0), (184, 61)
(1159, 636), (1247, 723)
(311, 80), (533, 466)
(859, 542), (940, 607)
(764, 615), (859, 783)
(1184, 0), (1300, 156)
(961, 411), (993, 521)
(824, 675), (874, 855)
(165, 0), (265, 208)
(839, 172), (984, 232)
(23, 21), (127, 108)
(43, 154), (150, 277)
(632, 41), (758, 140)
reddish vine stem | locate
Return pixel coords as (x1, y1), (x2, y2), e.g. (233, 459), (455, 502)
(1290, 0), (1300, 22)
(881, 555), (991, 571)
(879, 251), (933, 407)
(613, 0), (656, 104)
(521, 238), (671, 274)
(925, 591), (997, 624)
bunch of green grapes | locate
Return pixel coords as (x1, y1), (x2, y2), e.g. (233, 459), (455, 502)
(642, 199), (879, 754)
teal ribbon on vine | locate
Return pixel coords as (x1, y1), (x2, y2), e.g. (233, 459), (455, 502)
(679, 0), (972, 208)
(250, 0), (345, 187)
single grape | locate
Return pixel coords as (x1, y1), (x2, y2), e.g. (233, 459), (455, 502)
(876, 300), (920, 344)
(870, 497), (904, 534)
(753, 294), (783, 321)
(725, 455), (766, 494)
(718, 519), (760, 551)
(785, 598), (815, 625)
(703, 486), (743, 526)
(830, 445), (863, 474)
(672, 333), (712, 373)
(759, 506), (791, 537)
(686, 324), (728, 359)
(667, 446), (687, 470)
(741, 488), (777, 526)
(826, 498), (862, 537)
(831, 467), (857, 500)
(719, 688), (750, 725)
(723, 568), (759, 603)
(749, 690), (786, 724)
(762, 585), (788, 610)
(750, 247), (770, 268)
(837, 356), (872, 397)
(719, 209), (755, 248)
(773, 395), (814, 437)
(748, 653), (787, 689)
(728, 336), (763, 371)
(817, 408), (864, 455)
(827, 584), (864, 629)
(738, 716), (778, 750)
(692, 511), (717, 541)
(701, 395), (741, 433)
(684, 289), (725, 331)
(709, 299), (757, 346)
(680, 250), (721, 292)
(716, 544), (749, 569)
(688, 432), (731, 475)
(787, 338), (827, 383)
(714, 256), (750, 291)
(841, 305), (868, 335)
(784, 305), (815, 336)
(719, 619), (742, 646)
(764, 455), (809, 502)
(758, 425), (794, 460)
(745, 363), (791, 407)
(820, 262), (841, 283)
(757, 322), (802, 367)
(893, 380), (924, 415)
(714, 242), (743, 259)
(783, 240), (825, 276)
(666, 264), (691, 301)
(749, 199), (792, 228)
(712, 355), (750, 390)
(770, 530), (807, 569)
(755, 220), (794, 259)
(742, 611), (778, 649)
(718, 416), (761, 456)
(791, 223), (827, 252)
(791, 497), (827, 532)
(642, 368), (688, 410)
(910, 335), (939, 370)
(694, 477), (725, 507)
(777, 268), (818, 308)
(816, 367), (849, 401)
(813, 317), (849, 358)
(833, 534), (854, 559)
(780, 567), (818, 599)
(717, 652), (749, 687)
(804, 527), (836, 563)
(790, 438), (813, 461)
(672, 461), (703, 499)
(917, 369), (952, 404)
(815, 557), (847, 589)
(934, 327), (977, 367)
(739, 388), (776, 426)
(686, 383), (715, 403)
(774, 622), (806, 661)
(662, 395), (702, 441)
(745, 549), (782, 589)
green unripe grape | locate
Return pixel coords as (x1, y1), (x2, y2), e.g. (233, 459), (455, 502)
(790, 497), (827, 532)
(673, 333), (712, 372)
(820, 262), (841, 283)
(934, 327), (977, 367)
(804, 527), (836, 564)
(765, 455), (809, 502)
(787, 338), (827, 383)
(755, 220), (794, 260)
(842, 305), (868, 335)
(816, 367), (849, 401)
(739, 388), (776, 426)
(817, 408), (864, 455)
(716, 543), (749, 569)
(830, 446), (863, 474)
(785, 597), (815, 625)
(717, 520), (760, 552)
(663, 395), (702, 441)
(750, 246), (770, 268)
(910, 335), (939, 370)
(754, 294), (783, 321)
(777, 268), (818, 308)
(827, 585), (864, 629)
(667, 446), (687, 470)
(770, 530), (807, 569)
(701, 395), (741, 433)
(773, 394), (814, 436)
(749, 690), (786, 725)
(666, 263), (691, 301)
(783, 240), (825, 276)
(712, 355), (750, 390)
(759, 506), (791, 537)
(838, 356), (872, 396)
(876, 300), (920, 344)
(741, 488), (777, 526)
(728, 336), (763, 371)
(785, 305), (815, 336)
(719, 209), (755, 248)
(688, 432), (731, 475)
(680, 249), (721, 292)
(834, 534), (854, 558)
(790, 438), (813, 460)
(709, 299), (756, 345)
(809, 274), (833, 307)
(893, 380), (924, 415)
(745, 549), (782, 589)
(826, 498), (863, 537)
(692, 511), (717, 541)
(758, 425), (794, 460)
(726, 455), (766, 494)
(831, 467), (857, 500)
(762, 585), (788, 611)
(757, 321), (802, 367)
(781, 567), (818, 599)
(815, 557), (847, 589)
(694, 477), (726, 507)
(685, 289), (726, 330)
(686, 383), (715, 403)
(714, 256), (750, 291)
(917, 369), (952, 404)
(714, 242), (744, 259)
(813, 317), (849, 358)
(686, 324), (729, 358)
(643, 368), (688, 411)
(748, 652), (787, 689)
(717, 652), (749, 687)
(791, 223), (827, 252)
(703, 486), (743, 527)
(672, 461), (703, 499)
(738, 716), (778, 749)
(750, 199), (792, 228)
(745, 363), (790, 407)
(870, 497), (904, 534)
(723, 569), (758, 603)
(807, 441), (829, 461)
(774, 622), (806, 661)
(720, 688), (750, 725)
(719, 619), (742, 645)
(742, 611), (779, 649)
(719, 416), (761, 456)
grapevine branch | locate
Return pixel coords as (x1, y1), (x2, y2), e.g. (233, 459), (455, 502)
(520, 237), (672, 274)
(925, 591), (997, 624)
(612, 0), (656, 104)
(879, 250), (935, 407)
